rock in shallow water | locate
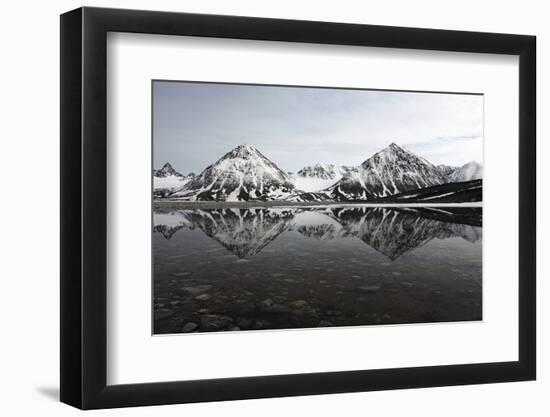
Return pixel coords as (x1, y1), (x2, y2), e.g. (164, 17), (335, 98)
(259, 298), (291, 314)
(182, 322), (198, 332)
(155, 309), (174, 320)
(200, 314), (233, 331)
(271, 304), (292, 314)
(238, 302), (256, 315)
(359, 284), (381, 293)
(237, 318), (253, 329)
(292, 300), (308, 308)
(195, 293), (212, 301)
(180, 285), (212, 296)
(252, 319), (272, 330)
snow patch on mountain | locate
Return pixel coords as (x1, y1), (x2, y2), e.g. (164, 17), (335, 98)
(293, 164), (358, 192)
(154, 175), (193, 191)
(293, 176), (340, 193)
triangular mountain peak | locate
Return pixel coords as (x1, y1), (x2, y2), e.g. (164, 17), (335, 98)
(170, 144), (296, 202)
(154, 162), (183, 177)
(223, 144), (261, 159)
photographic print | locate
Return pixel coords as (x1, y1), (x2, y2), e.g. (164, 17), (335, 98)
(152, 81), (483, 335)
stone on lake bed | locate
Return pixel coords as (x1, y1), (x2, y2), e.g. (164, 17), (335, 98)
(182, 322), (198, 332)
(326, 310), (343, 316)
(180, 285), (212, 295)
(358, 284), (381, 293)
(154, 309), (174, 320)
(238, 302), (256, 315)
(271, 304), (292, 314)
(200, 314), (233, 331)
(259, 299), (291, 314)
(237, 318), (253, 329)
(259, 298), (274, 309)
(292, 300), (309, 308)
(195, 293), (211, 301)
(252, 319), (272, 330)
(293, 305), (317, 316)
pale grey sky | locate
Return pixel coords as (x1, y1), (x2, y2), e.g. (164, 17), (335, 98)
(153, 81), (483, 175)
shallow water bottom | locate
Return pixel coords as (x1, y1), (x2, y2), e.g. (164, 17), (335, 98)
(153, 206), (482, 334)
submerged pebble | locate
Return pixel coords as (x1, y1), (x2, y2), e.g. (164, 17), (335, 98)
(182, 322), (198, 332)
(200, 314), (233, 331)
(359, 284), (381, 293)
(155, 309), (174, 321)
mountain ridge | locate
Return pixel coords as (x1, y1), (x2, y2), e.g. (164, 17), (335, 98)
(158, 143), (482, 203)
(324, 143), (447, 201)
(170, 144), (297, 201)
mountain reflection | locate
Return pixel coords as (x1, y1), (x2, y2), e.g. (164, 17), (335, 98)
(153, 206), (482, 260)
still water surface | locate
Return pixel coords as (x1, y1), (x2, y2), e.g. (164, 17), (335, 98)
(153, 205), (482, 334)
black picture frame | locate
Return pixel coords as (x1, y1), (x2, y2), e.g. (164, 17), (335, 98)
(60, 6), (536, 410)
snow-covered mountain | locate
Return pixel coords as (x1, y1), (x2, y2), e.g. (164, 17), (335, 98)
(153, 163), (194, 193)
(297, 163), (339, 179)
(447, 161), (483, 183)
(155, 143), (482, 202)
(296, 163), (358, 179)
(169, 144), (297, 201)
(154, 162), (183, 178)
(293, 163), (358, 192)
(326, 143), (446, 201)
(437, 164), (458, 176)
